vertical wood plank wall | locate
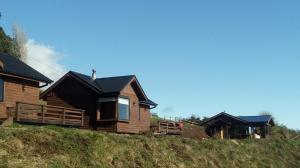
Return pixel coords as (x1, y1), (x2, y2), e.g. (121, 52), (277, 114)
(44, 76), (98, 128)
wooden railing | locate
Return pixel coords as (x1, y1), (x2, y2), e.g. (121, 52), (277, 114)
(158, 120), (183, 135)
(15, 102), (85, 127)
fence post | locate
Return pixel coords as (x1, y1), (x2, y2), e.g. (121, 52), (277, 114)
(41, 105), (45, 123)
(81, 111), (84, 127)
(62, 108), (66, 125)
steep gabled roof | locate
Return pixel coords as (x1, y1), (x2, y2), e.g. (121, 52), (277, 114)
(95, 75), (135, 93)
(0, 53), (52, 83)
(200, 112), (248, 126)
(238, 115), (275, 126)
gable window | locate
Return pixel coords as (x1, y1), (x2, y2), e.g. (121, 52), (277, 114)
(118, 97), (129, 120)
(0, 79), (3, 102)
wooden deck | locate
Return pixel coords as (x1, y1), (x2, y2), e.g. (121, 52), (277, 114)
(158, 120), (183, 135)
(15, 102), (85, 127)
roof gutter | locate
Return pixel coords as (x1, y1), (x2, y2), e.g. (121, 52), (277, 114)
(39, 83), (49, 88)
(0, 72), (48, 83)
(139, 102), (158, 109)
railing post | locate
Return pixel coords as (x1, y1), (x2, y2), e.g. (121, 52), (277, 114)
(158, 121), (160, 133)
(166, 121), (169, 134)
(16, 102), (20, 121)
(81, 111), (84, 127)
(41, 105), (45, 123)
(62, 108), (66, 125)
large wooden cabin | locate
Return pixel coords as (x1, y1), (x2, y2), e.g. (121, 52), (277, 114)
(41, 71), (157, 133)
(200, 112), (275, 139)
(0, 53), (52, 120)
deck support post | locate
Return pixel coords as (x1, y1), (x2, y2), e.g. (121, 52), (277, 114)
(81, 111), (84, 127)
(62, 108), (66, 125)
(41, 105), (45, 123)
(16, 102), (20, 122)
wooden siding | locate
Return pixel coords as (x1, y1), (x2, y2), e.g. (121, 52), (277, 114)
(117, 83), (151, 133)
(139, 105), (151, 132)
(43, 76), (98, 128)
(0, 76), (40, 118)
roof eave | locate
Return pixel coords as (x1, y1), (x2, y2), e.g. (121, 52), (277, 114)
(0, 71), (53, 84)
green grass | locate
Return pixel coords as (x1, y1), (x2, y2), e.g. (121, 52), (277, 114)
(0, 124), (299, 168)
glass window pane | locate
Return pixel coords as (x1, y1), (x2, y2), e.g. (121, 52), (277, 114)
(118, 98), (129, 120)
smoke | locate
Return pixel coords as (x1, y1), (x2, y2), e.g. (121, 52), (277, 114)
(162, 107), (174, 114)
(25, 39), (66, 82)
(12, 24), (28, 62)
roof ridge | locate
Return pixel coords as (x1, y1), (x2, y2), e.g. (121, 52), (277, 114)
(69, 71), (135, 80)
(69, 71), (102, 92)
(69, 71), (92, 78)
(96, 75), (135, 80)
(238, 115), (272, 117)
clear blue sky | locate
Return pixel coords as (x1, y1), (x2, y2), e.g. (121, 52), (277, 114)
(1, 1), (300, 129)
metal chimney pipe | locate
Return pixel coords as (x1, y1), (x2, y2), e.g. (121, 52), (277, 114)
(92, 69), (96, 80)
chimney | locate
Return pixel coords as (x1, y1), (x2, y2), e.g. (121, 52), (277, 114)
(92, 69), (96, 80)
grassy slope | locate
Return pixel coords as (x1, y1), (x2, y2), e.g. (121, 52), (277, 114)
(0, 124), (299, 168)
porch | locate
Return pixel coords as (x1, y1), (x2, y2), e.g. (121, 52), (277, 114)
(11, 102), (85, 127)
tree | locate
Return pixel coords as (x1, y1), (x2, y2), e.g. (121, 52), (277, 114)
(0, 27), (21, 59)
(0, 12), (22, 59)
(186, 114), (202, 124)
(259, 111), (272, 116)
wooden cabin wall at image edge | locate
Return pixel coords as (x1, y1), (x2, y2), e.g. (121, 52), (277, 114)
(40, 70), (157, 134)
(0, 53), (53, 120)
(200, 112), (275, 139)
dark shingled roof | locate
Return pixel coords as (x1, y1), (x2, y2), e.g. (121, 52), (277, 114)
(238, 115), (273, 124)
(68, 71), (157, 107)
(69, 71), (102, 92)
(0, 53), (52, 83)
(95, 75), (134, 93)
(200, 112), (275, 126)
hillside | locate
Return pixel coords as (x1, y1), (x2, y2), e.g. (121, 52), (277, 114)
(0, 124), (299, 168)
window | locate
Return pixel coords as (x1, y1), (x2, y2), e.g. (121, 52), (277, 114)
(118, 97), (129, 120)
(0, 79), (3, 102)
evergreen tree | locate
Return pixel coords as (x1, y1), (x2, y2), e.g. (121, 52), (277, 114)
(0, 11), (22, 59)
(0, 27), (21, 58)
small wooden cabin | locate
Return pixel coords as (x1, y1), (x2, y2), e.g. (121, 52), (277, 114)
(200, 112), (275, 139)
(0, 53), (52, 120)
(41, 71), (157, 133)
